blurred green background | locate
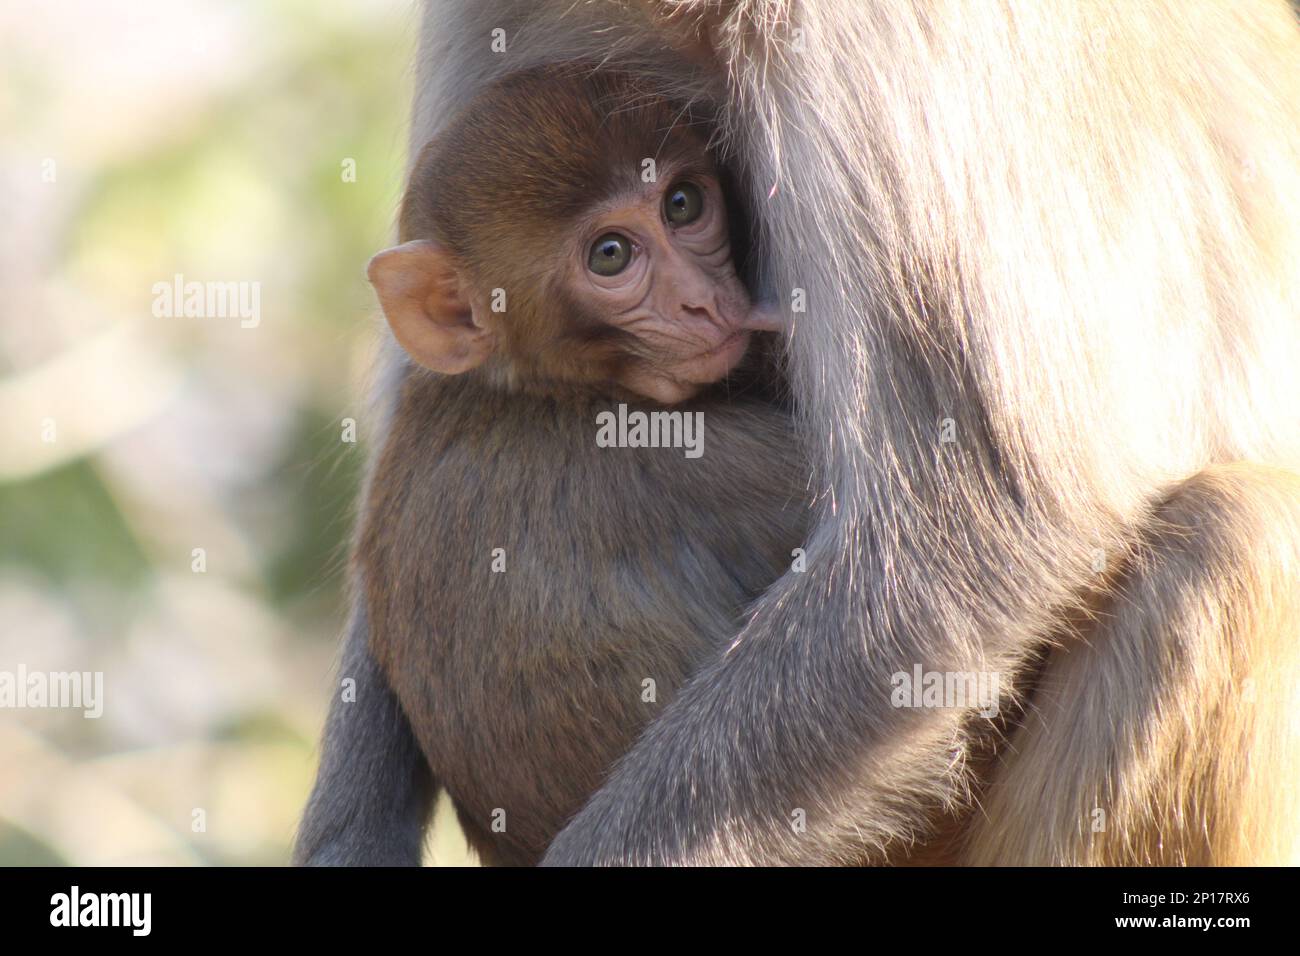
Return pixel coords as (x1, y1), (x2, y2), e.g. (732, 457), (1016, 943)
(0, 0), (470, 864)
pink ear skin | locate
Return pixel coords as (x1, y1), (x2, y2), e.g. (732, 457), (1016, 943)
(367, 240), (495, 374)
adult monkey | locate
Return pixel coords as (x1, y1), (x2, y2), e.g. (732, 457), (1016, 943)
(297, 0), (1300, 865)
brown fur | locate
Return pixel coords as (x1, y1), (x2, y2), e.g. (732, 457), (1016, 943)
(359, 370), (806, 864)
(962, 464), (1300, 865)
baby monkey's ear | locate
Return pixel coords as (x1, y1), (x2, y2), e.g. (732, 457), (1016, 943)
(367, 240), (495, 375)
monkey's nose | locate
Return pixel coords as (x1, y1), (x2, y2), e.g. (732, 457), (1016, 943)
(680, 303), (724, 331)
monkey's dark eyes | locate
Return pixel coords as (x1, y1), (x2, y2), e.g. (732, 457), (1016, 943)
(664, 181), (703, 225)
(588, 233), (632, 276)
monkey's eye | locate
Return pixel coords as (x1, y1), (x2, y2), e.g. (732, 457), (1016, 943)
(588, 233), (632, 276)
(664, 181), (703, 225)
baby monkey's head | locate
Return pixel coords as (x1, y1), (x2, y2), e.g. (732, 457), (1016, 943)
(369, 66), (780, 405)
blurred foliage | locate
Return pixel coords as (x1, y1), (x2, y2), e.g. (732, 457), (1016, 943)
(0, 822), (68, 867)
(0, 0), (462, 866)
(0, 461), (151, 591)
(262, 410), (363, 608)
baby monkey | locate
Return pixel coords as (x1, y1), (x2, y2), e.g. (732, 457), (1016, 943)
(342, 66), (807, 865)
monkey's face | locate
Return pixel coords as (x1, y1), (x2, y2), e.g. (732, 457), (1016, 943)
(371, 166), (783, 405)
(567, 173), (776, 405)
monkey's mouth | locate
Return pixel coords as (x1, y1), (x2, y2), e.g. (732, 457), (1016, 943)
(680, 327), (751, 382)
(695, 328), (746, 358)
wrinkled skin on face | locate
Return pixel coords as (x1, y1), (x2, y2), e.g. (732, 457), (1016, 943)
(567, 171), (782, 404)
